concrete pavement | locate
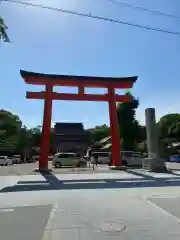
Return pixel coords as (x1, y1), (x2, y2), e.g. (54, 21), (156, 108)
(0, 205), (52, 240)
(0, 161), (180, 176)
(0, 162), (115, 176)
(0, 167), (180, 239)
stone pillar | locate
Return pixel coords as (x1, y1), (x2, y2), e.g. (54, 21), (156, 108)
(145, 108), (159, 158)
(142, 108), (167, 172)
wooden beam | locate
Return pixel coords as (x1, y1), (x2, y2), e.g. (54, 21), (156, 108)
(24, 76), (134, 89)
(26, 91), (132, 102)
(78, 86), (84, 95)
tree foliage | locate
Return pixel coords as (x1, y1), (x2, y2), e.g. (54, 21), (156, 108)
(86, 124), (110, 144)
(0, 17), (10, 42)
(169, 121), (180, 140)
(117, 93), (140, 150)
(28, 126), (42, 147)
(158, 113), (180, 139)
(0, 110), (22, 154)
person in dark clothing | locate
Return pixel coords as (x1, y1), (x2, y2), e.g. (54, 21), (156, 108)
(94, 154), (98, 166)
(123, 159), (128, 167)
(108, 152), (112, 166)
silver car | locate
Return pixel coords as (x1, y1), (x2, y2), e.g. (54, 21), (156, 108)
(52, 152), (86, 168)
(0, 156), (12, 166)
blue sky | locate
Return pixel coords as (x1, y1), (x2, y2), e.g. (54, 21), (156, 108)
(1, 0), (180, 129)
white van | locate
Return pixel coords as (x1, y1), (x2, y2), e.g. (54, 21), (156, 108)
(12, 155), (21, 164)
(91, 152), (110, 164)
(0, 156), (13, 166)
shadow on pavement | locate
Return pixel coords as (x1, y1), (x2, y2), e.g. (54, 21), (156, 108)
(1, 170), (180, 193)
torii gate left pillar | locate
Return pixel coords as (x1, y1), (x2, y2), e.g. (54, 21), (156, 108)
(39, 84), (53, 169)
(20, 70), (137, 171)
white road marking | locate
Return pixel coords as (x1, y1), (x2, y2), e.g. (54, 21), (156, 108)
(173, 171), (180, 175)
(44, 203), (60, 231)
(144, 173), (180, 178)
(166, 179), (180, 182)
(55, 172), (143, 181)
(131, 170), (180, 178)
(17, 182), (49, 185)
(63, 181), (106, 184)
(145, 198), (180, 223)
(149, 195), (179, 199)
(116, 180), (156, 183)
(0, 208), (14, 212)
(41, 230), (51, 240)
(49, 211), (55, 219)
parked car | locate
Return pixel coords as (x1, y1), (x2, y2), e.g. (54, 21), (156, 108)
(48, 155), (53, 161)
(52, 152), (86, 168)
(32, 155), (39, 161)
(108, 152), (128, 166)
(0, 156), (13, 166)
(170, 155), (180, 163)
(91, 152), (110, 164)
(26, 155), (36, 163)
(12, 155), (21, 164)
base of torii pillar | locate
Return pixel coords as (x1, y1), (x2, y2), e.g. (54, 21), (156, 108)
(34, 168), (52, 174)
(110, 165), (127, 170)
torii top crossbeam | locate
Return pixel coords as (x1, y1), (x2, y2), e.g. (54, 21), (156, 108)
(20, 70), (137, 88)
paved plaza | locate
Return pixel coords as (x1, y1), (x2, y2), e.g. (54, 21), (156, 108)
(0, 164), (180, 239)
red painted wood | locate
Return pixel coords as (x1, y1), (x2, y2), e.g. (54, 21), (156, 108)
(78, 86), (84, 96)
(26, 91), (132, 102)
(108, 87), (121, 166)
(23, 76), (134, 89)
(39, 85), (53, 170)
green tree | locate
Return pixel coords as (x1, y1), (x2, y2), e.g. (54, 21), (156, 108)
(0, 110), (22, 154)
(27, 126), (54, 153)
(117, 93), (139, 150)
(136, 125), (146, 142)
(0, 110), (22, 136)
(167, 121), (180, 140)
(86, 124), (110, 144)
(50, 128), (54, 151)
(16, 126), (32, 154)
(0, 16), (10, 42)
(29, 125), (42, 147)
(158, 113), (180, 139)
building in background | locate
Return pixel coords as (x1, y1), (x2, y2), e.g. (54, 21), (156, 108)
(54, 123), (88, 155)
(87, 136), (112, 153)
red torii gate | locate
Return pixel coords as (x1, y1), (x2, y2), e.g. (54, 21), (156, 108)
(20, 70), (137, 170)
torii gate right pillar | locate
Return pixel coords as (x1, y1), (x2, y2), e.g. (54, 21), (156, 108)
(108, 87), (121, 166)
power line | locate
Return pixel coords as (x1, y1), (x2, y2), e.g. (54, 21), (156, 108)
(108, 0), (180, 20)
(4, 0), (180, 36)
